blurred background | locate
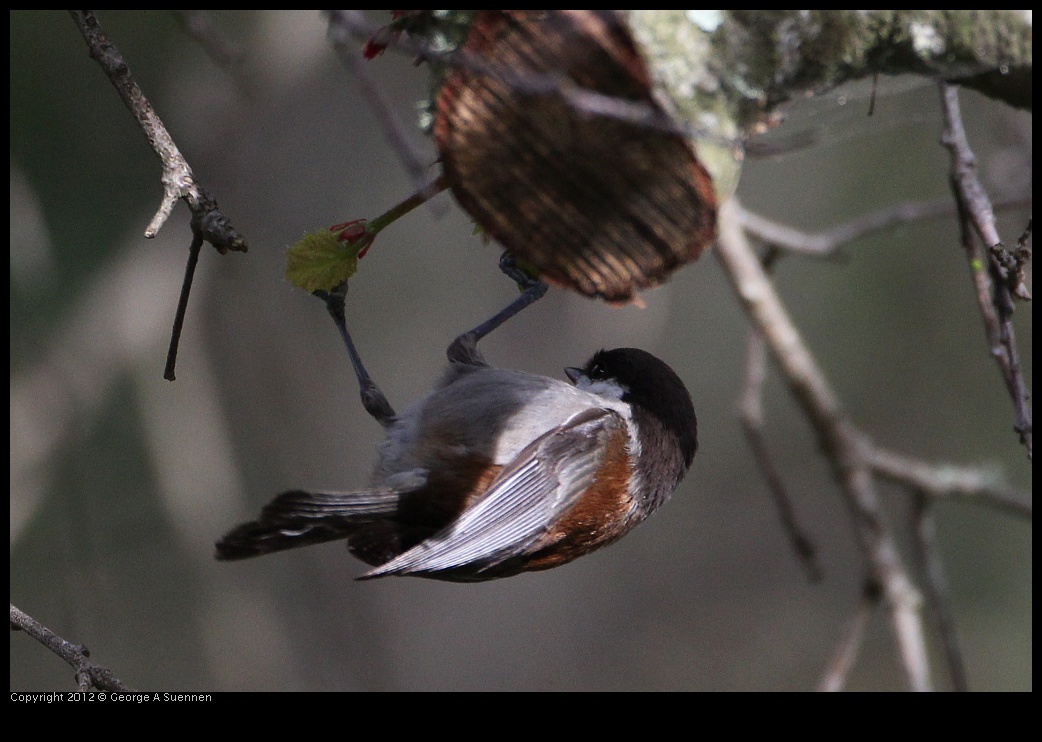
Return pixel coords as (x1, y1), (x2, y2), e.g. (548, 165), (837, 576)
(10, 10), (1031, 691)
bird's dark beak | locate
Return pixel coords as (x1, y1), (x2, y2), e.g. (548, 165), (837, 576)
(565, 366), (584, 384)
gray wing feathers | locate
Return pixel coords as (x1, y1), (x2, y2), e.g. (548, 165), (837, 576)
(363, 408), (621, 578)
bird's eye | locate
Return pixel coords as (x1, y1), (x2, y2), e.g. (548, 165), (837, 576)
(588, 362), (606, 379)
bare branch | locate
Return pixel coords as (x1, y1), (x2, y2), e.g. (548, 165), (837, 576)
(68, 10), (249, 380)
(10, 604), (132, 692)
(910, 495), (969, 692)
(722, 192), (1029, 689)
(716, 199), (933, 691)
(940, 82), (1032, 459)
(867, 446), (1031, 519)
(739, 309), (823, 583)
(818, 581), (880, 691)
(68, 10), (246, 254)
(325, 10), (441, 206)
(172, 10), (254, 98)
(736, 195), (1032, 257)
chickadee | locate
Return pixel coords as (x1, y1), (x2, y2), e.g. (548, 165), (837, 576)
(216, 266), (697, 581)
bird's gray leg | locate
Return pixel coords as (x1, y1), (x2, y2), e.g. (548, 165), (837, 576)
(315, 284), (396, 427)
(447, 254), (548, 367)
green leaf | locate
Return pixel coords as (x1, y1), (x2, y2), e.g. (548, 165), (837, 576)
(285, 229), (361, 292)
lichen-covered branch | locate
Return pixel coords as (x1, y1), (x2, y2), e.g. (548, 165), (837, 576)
(627, 10), (1031, 126)
(627, 9), (1031, 196)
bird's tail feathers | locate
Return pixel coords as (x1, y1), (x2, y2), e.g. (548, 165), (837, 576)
(215, 488), (398, 561)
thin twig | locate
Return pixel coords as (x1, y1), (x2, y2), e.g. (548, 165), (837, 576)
(172, 10), (254, 99)
(326, 10), (443, 211)
(68, 10), (247, 254)
(939, 82), (1032, 459)
(867, 446), (1030, 519)
(818, 581), (880, 691)
(10, 604), (132, 691)
(164, 235), (204, 381)
(736, 194), (1032, 258)
(910, 494), (969, 692)
(739, 300), (823, 583)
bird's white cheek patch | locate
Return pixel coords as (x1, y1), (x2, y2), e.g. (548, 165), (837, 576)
(574, 377), (628, 400)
